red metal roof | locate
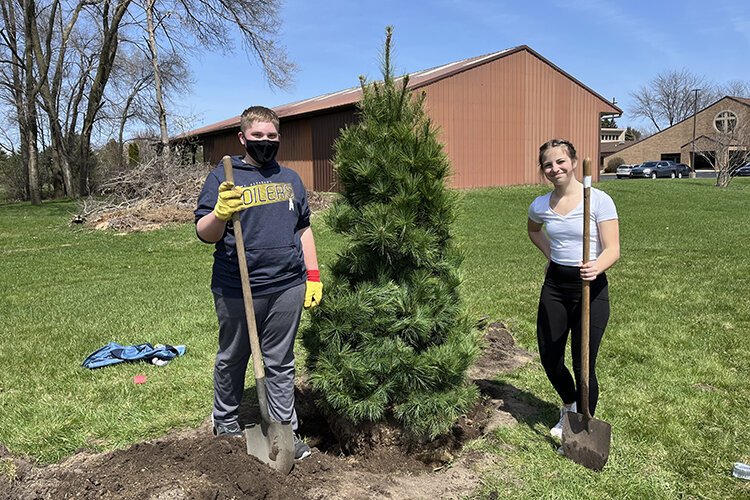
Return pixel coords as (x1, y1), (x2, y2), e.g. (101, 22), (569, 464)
(181, 115), (244, 138)
(177, 45), (621, 139)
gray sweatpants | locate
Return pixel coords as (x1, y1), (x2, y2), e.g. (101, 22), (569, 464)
(212, 283), (305, 431)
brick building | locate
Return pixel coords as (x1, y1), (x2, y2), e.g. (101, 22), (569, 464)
(609, 96), (750, 170)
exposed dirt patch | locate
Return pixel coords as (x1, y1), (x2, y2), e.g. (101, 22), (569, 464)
(1, 322), (535, 500)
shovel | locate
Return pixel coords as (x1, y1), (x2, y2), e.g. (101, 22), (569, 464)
(222, 155), (295, 474)
(561, 158), (612, 471)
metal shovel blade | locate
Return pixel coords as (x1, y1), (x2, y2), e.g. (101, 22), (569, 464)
(245, 420), (295, 474)
(561, 411), (611, 471)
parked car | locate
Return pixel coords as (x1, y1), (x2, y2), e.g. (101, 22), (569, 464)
(734, 163), (750, 177)
(675, 163), (691, 178)
(630, 160), (680, 179)
(616, 164), (638, 179)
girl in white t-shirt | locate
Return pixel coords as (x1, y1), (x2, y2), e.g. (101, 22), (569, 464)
(527, 139), (620, 443)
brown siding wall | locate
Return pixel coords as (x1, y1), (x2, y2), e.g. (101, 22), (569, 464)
(199, 49), (613, 190)
(310, 109), (357, 191)
(277, 119), (314, 188)
(421, 51), (526, 187)
(248, 109), (358, 192)
(201, 118), (318, 188)
(521, 52), (603, 183)
(421, 51), (603, 188)
(203, 131), (244, 167)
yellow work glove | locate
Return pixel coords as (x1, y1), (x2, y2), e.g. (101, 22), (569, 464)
(212, 181), (245, 222)
(304, 270), (323, 309)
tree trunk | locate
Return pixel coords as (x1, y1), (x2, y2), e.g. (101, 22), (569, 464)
(45, 116), (75, 197)
(2, 0), (30, 199)
(26, 0), (80, 198)
(78, 133), (92, 196)
(57, 139), (74, 197)
(23, 0), (41, 204)
(117, 119), (126, 172)
(78, 0), (133, 195)
(24, 88), (42, 205)
(716, 170), (731, 188)
(146, 0), (169, 156)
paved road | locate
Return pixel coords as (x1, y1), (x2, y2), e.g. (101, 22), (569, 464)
(599, 170), (717, 182)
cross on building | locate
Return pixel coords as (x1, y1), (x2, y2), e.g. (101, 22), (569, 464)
(715, 111), (737, 133)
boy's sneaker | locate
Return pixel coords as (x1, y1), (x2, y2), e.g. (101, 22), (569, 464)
(550, 402), (577, 440)
(293, 433), (311, 460)
(211, 414), (243, 437)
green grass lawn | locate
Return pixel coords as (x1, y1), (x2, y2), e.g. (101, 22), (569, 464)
(1, 178), (749, 498)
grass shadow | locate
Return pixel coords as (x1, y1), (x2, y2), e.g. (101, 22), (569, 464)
(474, 378), (559, 443)
(0, 198), (77, 217)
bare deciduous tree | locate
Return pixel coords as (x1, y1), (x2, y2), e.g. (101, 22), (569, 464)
(24, 4), (42, 203)
(1, 0), (41, 203)
(135, 0), (295, 156)
(78, 0), (135, 195)
(110, 53), (155, 170)
(102, 48), (189, 169)
(169, 0), (295, 89)
(26, 0), (93, 197)
(694, 105), (750, 188)
(143, 0), (169, 154)
(2, 0), (294, 200)
(718, 80), (750, 101)
(629, 69), (722, 131)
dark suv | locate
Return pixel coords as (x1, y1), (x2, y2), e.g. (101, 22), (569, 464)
(675, 163), (691, 178)
(630, 161), (680, 179)
(734, 163), (750, 177)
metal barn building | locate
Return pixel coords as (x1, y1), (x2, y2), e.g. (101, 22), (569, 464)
(179, 45), (621, 191)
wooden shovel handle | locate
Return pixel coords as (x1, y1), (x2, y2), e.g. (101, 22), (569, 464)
(221, 156), (272, 420)
(581, 158), (592, 420)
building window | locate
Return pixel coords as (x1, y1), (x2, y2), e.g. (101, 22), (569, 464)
(714, 110), (737, 134)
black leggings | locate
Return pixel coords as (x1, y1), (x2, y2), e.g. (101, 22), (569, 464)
(536, 261), (609, 416)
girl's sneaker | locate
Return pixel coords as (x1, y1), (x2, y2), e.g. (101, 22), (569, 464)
(550, 402), (576, 439)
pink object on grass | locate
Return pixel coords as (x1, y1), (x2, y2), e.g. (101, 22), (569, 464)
(133, 375), (147, 385)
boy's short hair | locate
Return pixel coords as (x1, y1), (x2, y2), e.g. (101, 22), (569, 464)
(240, 106), (280, 133)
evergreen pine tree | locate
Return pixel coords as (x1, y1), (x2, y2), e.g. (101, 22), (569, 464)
(303, 27), (481, 439)
(624, 126), (642, 141)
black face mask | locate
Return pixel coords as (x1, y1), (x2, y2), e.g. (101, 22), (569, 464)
(244, 139), (279, 166)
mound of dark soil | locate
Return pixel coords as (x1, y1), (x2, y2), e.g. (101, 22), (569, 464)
(0, 322), (535, 499)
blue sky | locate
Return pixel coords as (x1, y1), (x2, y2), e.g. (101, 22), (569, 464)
(181, 0), (749, 133)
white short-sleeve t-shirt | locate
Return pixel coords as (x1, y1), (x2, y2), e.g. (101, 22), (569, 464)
(528, 188), (618, 266)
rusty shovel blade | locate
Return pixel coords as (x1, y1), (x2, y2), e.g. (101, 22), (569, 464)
(246, 420), (295, 474)
(561, 411), (611, 471)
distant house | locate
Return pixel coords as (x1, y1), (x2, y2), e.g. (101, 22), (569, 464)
(598, 127), (629, 169)
(601, 127), (626, 143)
(603, 96), (750, 170)
(176, 45), (620, 190)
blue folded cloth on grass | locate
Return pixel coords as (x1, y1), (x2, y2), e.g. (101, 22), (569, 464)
(82, 342), (186, 369)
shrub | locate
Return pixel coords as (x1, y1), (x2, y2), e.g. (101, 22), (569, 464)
(0, 152), (27, 201)
(606, 156), (625, 173)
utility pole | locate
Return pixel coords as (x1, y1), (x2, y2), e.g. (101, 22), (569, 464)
(691, 88), (701, 178)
